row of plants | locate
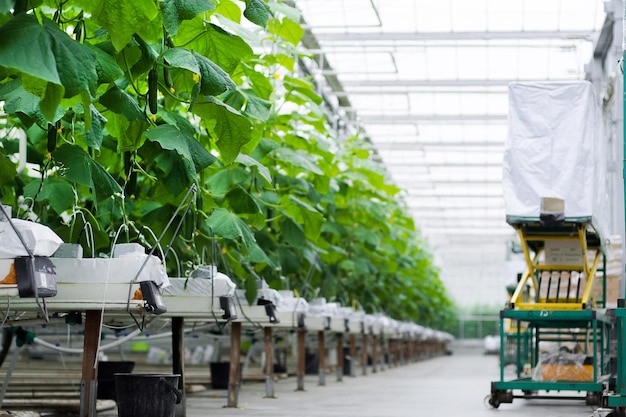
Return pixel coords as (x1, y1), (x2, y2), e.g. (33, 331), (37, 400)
(0, 0), (456, 330)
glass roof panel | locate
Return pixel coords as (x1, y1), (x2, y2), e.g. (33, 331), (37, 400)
(293, 0), (607, 307)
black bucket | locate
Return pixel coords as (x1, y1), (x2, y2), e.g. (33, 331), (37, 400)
(114, 373), (182, 417)
(97, 361), (135, 400)
(209, 362), (231, 389)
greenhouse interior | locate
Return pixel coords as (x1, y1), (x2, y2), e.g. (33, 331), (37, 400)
(0, 0), (625, 416)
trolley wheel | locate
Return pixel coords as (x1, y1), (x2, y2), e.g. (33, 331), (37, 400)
(485, 394), (500, 409)
(586, 391), (601, 406)
(486, 389), (513, 408)
(608, 407), (626, 417)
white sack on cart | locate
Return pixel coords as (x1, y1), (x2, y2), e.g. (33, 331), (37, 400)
(0, 219), (63, 258)
(502, 81), (610, 242)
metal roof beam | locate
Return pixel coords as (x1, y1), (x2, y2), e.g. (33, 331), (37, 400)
(360, 114), (507, 122)
(312, 30), (594, 42)
(340, 79), (555, 87)
(396, 179), (502, 185)
(374, 141), (504, 149)
(389, 161), (502, 167)
(328, 88), (508, 96)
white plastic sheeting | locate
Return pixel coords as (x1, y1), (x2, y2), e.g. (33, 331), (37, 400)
(502, 81), (609, 241)
(0, 218), (63, 258)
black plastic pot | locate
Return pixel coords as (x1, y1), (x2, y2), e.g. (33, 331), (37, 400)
(97, 361), (135, 401)
(114, 373), (182, 417)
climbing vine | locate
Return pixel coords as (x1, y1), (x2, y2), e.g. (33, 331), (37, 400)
(0, 0), (455, 328)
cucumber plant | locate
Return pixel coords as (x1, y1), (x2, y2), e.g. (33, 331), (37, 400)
(0, 0), (455, 329)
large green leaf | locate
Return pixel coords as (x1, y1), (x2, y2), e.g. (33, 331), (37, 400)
(235, 88), (271, 121)
(162, 0), (216, 36)
(0, 16), (96, 121)
(0, 14), (60, 84)
(204, 207), (256, 249)
(53, 144), (122, 203)
(243, 0), (269, 27)
(235, 154), (271, 185)
(84, 105), (107, 150)
(284, 75), (323, 105)
(75, 0), (160, 51)
(89, 44), (124, 83)
(226, 186), (260, 214)
(245, 242), (272, 265)
(38, 81), (64, 122)
(99, 86), (145, 121)
(0, 152), (16, 186)
(145, 124), (216, 175)
(191, 96), (252, 164)
(280, 195), (324, 241)
(273, 147), (323, 175)
(175, 19), (252, 74)
(104, 113), (149, 151)
(267, 16), (304, 46)
(43, 17), (97, 97)
(279, 216), (305, 247)
(213, 0), (241, 23)
(162, 47), (200, 74)
(193, 52), (235, 96)
(206, 166), (248, 195)
(241, 64), (273, 99)
(1, 79), (54, 126)
(267, 2), (300, 22)
(24, 177), (75, 214)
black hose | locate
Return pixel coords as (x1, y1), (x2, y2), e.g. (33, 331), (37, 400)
(0, 328), (14, 368)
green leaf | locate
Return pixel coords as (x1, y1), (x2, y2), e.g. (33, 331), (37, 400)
(267, 16), (304, 46)
(279, 216), (305, 247)
(175, 20), (253, 74)
(145, 124), (216, 175)
(24, 177), (74, 214)
(0, 14), (60, 84)
(241, 64), (273, 99)
(273, 147), (323, 175)
(118, 119), (149, 153)
(206, 166), (248, 195)
(280, 195), (324, 241)
(99, 86), (145, 121)
(238, 88), (271, 121)
(43, 17), (97, 97)
(163, 47), (200, 74)
(84, 105), (107, 150)
(53, 144), (122, 203)
(38, 82), (64, 122)
(284, 75), (323, 105)
(75, 0), (159, 51)
(163, 0), (216, 36)
(267, 1), (301, 22)
(214, 0), (241, 22)
(244, 275), (257, 305)
(193, 52), (235, 96)
(205, 207), (256, 248)
(1, 79), (53, 126)
(0, 152), (16, 186)
(191, 96), (252, 164)
(243, 0), (269, 27)
(89, 44), (124, 83)
(235, 154), (271, 185)
(245, 243), (272, 265)
(226, 186), (260, 214)
(0, 0), (13, 14)
(339, 259), (355, 272)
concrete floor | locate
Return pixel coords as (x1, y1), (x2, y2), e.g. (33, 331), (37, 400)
(98, 342), (599, 417)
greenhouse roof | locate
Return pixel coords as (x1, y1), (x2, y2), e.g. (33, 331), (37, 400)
(293, 0), (608, 306)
